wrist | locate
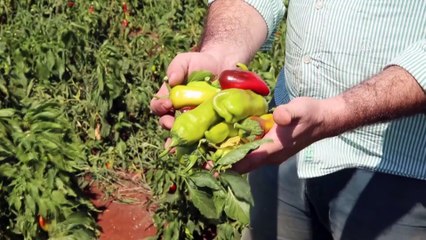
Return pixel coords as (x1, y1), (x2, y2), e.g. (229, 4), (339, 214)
(199, 45), (251, 69)
(318, 96), (348, 138)
(199, 0), (268, 67)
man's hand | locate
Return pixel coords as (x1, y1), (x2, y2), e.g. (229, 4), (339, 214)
(233, 97), (329, 173)
(149, 52), (228, 130)
(233, 66), (426, 173)
(150, 0), (269, 131)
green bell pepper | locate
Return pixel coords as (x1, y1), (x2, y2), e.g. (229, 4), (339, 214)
(212, 88), (268, 123)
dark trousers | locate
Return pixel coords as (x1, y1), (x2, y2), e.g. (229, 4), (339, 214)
(242, 157), (426, 240)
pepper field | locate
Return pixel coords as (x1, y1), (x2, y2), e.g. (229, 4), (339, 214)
(0, 1), (286, 239)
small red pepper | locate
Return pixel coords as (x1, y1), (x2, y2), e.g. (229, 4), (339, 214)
(38, 215), (49, 232)
(121, 19), (129, 28)
(88, 5), (95, 14)
(218, 70), (270, 96)
(67, 1), (75, 7)
(168, 183), (177, 193)
(122, 2), (128, 14)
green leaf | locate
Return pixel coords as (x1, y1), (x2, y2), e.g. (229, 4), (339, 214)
(0, 108), (16, 118)
(12, 194), (22, 212)
(223, 188), (250, 225)
(216, 223), (239, 240)
(163, 220), (180, 240)
(29, 111), (61, 122)
(24, 195), (36, 215)
(47, 50), (55, 71)
(0, 82), (8, 97)
(30, 122), (64, 133)
(189, 171), (221, 190)
(59, 212), (96, 230)
(0, 163), (16, 177)
(37, 198), (48, 217)
(97, 65), (104, 92)
(0, 141), (14, 159)
(36, 59), (50, 81)
(220, 172), (253, 205)
(216, 138), (273, 166)
(235, 118), (264, 141)
(56, 54), (65, 79)
(212, 190), (226, 217)
(51, 190), (68, 205)
(187, 183), (220, 220)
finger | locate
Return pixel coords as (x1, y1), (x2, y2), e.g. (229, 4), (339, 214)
(231, 150), (267, 174)
(166, 52), (223, 86)
(150, 83), (173, 116)
(167, 53), (189, 86)
(273, 105), (294, 126)
(231, 143), (275, 173)
(159, 114), (175, 130)
(232, 125), (283, 173)
(164, 138), (177, 154)
(164, 138), (172, 149)
(202, 160), (214, 170)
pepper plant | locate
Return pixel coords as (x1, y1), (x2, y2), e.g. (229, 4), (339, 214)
(0, 0), (286, 239)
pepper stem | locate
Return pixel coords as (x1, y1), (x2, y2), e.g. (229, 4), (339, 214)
(236, 63), (249, 71)
(163, 76), (172, 92)
(182, 154), (198, 173)
(158, 148), (170, 158)
(210, 79), (221, 88)
(233, 123), (252, 132)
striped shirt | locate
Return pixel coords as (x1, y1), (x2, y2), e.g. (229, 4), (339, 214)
(209, 0), (426, 180)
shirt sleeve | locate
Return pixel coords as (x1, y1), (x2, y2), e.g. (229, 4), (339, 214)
(207, 0), (286, 50)
(386, 40), (426, 91)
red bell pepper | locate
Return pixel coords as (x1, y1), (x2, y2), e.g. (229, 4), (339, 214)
(218, 69), (270, 96)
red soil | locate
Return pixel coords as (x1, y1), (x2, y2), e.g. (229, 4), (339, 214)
(87, 172), (157, 240)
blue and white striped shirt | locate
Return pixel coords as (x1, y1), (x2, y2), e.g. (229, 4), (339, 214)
(210, 0), (426, 180)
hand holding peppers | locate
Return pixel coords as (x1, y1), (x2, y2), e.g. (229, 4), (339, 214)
(160, 66), (276, 165)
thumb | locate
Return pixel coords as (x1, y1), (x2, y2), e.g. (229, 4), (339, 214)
(166, 52), (221, 86)
(273, 103), (300, 126)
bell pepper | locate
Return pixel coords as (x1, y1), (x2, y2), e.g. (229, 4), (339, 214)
(204, 121), (238, 144)
(169, 81), (220, 109)
(170, 97), (220, 147)
(218, 69), (270, 96)
(212, 88), (268, 123)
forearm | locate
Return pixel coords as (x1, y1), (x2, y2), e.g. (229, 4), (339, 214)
(200, 0), (268, 65)
(323, 66), (426, 137)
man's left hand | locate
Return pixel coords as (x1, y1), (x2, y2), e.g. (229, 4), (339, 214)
(232, 97), (331, 173)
